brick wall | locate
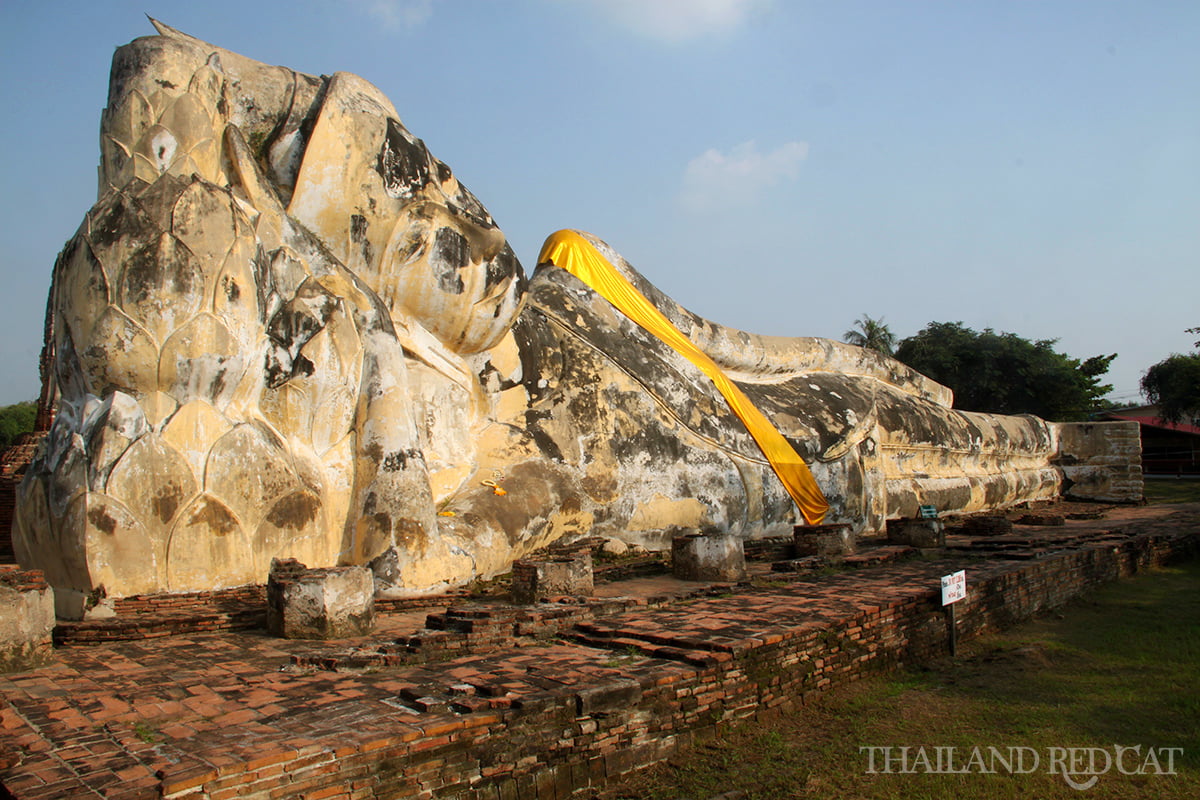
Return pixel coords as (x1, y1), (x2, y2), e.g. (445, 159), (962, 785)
(160, 526), (1198, 800)
(0, 433), (44, 565)
(1053, 421), (1144, 502)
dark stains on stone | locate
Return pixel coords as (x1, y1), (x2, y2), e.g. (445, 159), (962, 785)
(431, 227), (468, 294)
(376, 118), (432, 200)
(266, 493), (321, 531)
(350, 213), (372, 267)
(523, 409), (564, 463)
(189, 499), (239, 536)
(393, 518), (425, 549)
(118, 233), (201, 311)
(381, 448), (425, 472)
(446, 182), (495, 231)
(264, 279), (337, 388)
(393, 228), (425, 266)
(484, 242), (520, 294)
(152, 487), (182, 524)
(221, 274), (241, 303)
(253, 245), (273, 323)
(511, 313), (563, 404)
(87, 506), (118, 536)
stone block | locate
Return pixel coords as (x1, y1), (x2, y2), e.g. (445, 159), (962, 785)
(53, 587), (116, 621)
(793, 523), (857, 558)
(0, 568), (55, 672)
(266, 559), (374, 639)
(511, 554), (594, 603)
(886, 519), (945, 548)
(671, 533), (746, 582)
(962, 516), (1014, 537)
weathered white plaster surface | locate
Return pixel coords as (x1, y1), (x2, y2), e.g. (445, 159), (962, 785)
(14, 22), (1137, 600)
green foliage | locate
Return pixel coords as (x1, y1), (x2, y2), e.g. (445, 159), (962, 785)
(894, 322), (1115, 421)
(0, 400), (36, 450)
(1140, 328), (1200, 427)
(843, 314), (897, 356)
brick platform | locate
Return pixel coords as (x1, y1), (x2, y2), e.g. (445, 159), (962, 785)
(1, 504), (1197, 799)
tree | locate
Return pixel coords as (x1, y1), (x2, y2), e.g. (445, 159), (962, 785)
(0, 400), (37, 450)
(893, 321), (1115, 422)
(843, 314), (897, 356)
(1141, 328), (1200, 426)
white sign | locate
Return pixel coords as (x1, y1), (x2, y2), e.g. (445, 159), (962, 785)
(941, 570), (967, 605)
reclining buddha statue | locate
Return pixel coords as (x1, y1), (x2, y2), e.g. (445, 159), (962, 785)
(17, 21), (1103, 608)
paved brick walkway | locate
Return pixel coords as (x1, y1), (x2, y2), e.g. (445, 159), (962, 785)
(1, 503), (1196, 799)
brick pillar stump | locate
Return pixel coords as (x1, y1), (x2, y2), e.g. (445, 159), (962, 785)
(511, 553), (594, 604)
(0, 568), (55, 672)
(886, 518), (945, 548)
(267, 559), (374, 639)
(793, 523), (857, 558)
(671, 533), (746, 582)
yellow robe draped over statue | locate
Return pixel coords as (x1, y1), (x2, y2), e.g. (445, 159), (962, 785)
(537, 229), (830, 525)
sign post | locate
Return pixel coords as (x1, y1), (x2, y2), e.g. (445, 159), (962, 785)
(940, 570), (966, 656)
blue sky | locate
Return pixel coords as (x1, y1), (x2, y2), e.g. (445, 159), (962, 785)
(1, 0), (1196, 408)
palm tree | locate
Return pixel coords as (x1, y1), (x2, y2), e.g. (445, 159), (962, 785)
(844, 314), (897, 356)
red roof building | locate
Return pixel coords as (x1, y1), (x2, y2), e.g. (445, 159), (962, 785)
(1100, 405), (1200, 475)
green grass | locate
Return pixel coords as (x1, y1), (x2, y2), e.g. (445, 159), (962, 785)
(594, 561), (1200, 800)
(1143, 478), (1200, 504)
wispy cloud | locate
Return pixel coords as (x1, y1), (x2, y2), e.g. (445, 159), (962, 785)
(357, 0), (435, 30)
(679, 140), (808, 212)
(582, 0), (772, 43)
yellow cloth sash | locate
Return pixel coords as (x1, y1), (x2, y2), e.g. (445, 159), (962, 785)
(537, 230), (829, 525)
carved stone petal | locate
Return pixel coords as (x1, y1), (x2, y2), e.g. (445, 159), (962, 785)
(186, 60), (226, 115)
(117, 231), (204, 345)
(133, 123), (179, 175)
(69, 493), (161, 597)
(253, 490), (329, 576)
(157, 92), (213, 154)
(268, 246), (311, 303)
(204, 422), (302, 533)
(160, 399), (232, 483)
(158, 312), (244, 408)
(85, 392), (150, 489)
(47, 434), (89, 519)
(102, 88), (154, 156)
(80, 306), (159, 398)
(57, 237), (110, 340)
(106, 432), (199, 541)
(101, 136), (134, 194)
(212, 235), (262, 341)
(166, 494), (254, 592)
(53, 494), (94, 593)
(259, 382), (312, 443)
(312, 384), (357, 457)
(141, 391), (179, 430)
(170, 179), (236, 271)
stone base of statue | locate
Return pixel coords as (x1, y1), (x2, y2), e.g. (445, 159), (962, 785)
(886, 519), (946, 548)
(794, 524), (857, 558)
(671, 533), (746, 582)
(511, 554), (594, 603)
(266, 559), (374, 639)
(0, 568), (56, 672)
